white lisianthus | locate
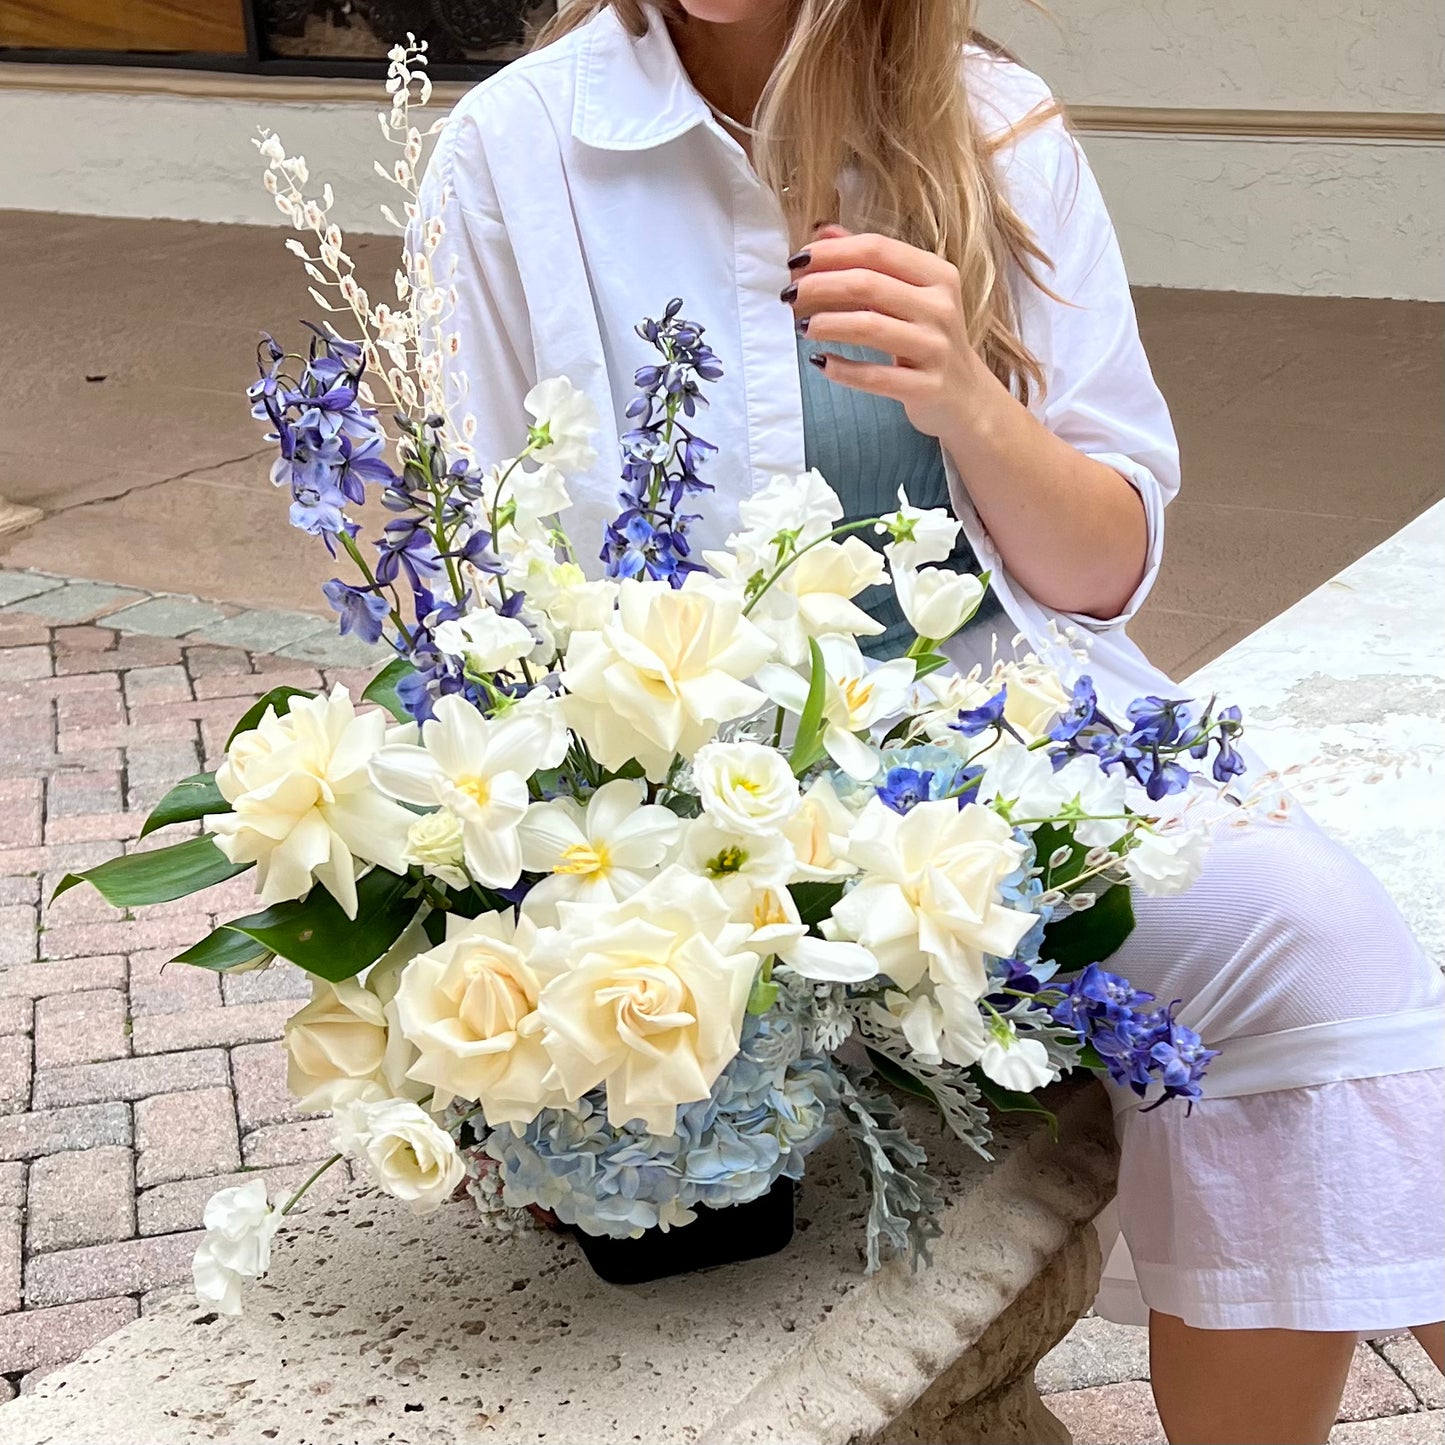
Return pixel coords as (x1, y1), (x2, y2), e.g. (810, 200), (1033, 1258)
(284, 975), (419, 1110)
(744, 885), (879, 983)
(877, 487), (961, 572)
(559, 577), (775, 781)
(369, 693), (564, 888)
(824, 797), (1035, 1002)
(895, 566), (985, 644)
(981, 748), (1130, 848)
(758, 635), (916, 781)
(332, 1095), (464, 1214)
(523, 376), (600, 473)
(978, 1019), (1057, 1091)
(517, 779), (680, 927)
(206, 686), (414, 919)
(729, 468), (843, 555)
(432, 609), (536, 675)
(692, 740), (800, 835)
(1125, 819), (1211, 895)
(401, 808), (468, 889)
(783, 774), (861, 882)
(680, 816), (795, 907)
(394, 910), (565, 1125)
(192, 1179), (283, 1316)
(535, 867), (759, 1134)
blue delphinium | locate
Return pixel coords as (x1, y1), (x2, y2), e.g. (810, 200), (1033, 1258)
(602, 300), (722, 587)
(860, 745), (982, 814)
(482, 1011), (835, 1239)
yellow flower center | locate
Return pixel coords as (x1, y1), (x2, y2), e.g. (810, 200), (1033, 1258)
(706, 844), (747, 876)
(454, 775), (491, 808)
(555, 841), (611, 877)
(840, 676), (873, 716)
(752, 891), (788, 929)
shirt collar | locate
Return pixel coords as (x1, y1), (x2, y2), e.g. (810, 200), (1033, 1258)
(571, 5), (712, 151)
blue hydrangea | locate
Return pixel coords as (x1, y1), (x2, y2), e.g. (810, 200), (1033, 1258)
(480, 1012), (836, 1239)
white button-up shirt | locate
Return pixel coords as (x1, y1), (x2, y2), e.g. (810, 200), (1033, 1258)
(419, 4), (1182, 714)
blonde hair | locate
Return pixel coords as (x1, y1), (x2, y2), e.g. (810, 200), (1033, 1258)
(534, 0), (1058, 401)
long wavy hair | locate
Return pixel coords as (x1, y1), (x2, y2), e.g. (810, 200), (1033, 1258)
(533, 0), (1058, 400)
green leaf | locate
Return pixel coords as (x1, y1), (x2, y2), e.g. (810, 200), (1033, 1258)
(1042, 881), (1136, 971)
(788, 636), (829, 776)
(864, 1047), (936, 1103)
(360, 656), (415, 723)
(226, 686), (314, 747)
(52, 836), (249, 908)
(746, 975), (779, 1016)
(789, 880), (845, 928)
(1074, 1040), (1108, 1074)
(171, 926), (272, 973)
(971, 1071), (1059, 1140)
(219, 867), (418, 982)
(911, 651), (950, 680)
(139, 772), (228, 839)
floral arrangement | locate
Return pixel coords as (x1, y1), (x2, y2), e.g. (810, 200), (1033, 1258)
(55, 40), (1246, 1313)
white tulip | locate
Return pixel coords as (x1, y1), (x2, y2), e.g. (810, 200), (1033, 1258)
(332, 1095), (464, 1214)
(895, 566), (985, 644)
(432, 609), (536, 675)
(534, 867), (759, 1134)
(517, 779), (680, 927)
(692, 740), (800, 835)
(369, 693), (564, 888)
(559, 577), (775, 781)
(1125, 819), (1211, 896)
(192, 1179), (283, 1316)
(877, 487), (961, 572)
(523, 375), (600, 473)
(206, 686), (414, 919)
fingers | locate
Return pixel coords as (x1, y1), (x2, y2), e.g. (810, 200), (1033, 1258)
(806, 353), (920, 405)
(800, 309), (944, 369)
(790, 228), (957, 290)
(785, 267), (947, 327)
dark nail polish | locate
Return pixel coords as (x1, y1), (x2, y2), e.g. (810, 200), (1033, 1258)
(786, 249), (811, 270)
(779, 282), (798, 303)
(807, 351), (827, 370)
(796, 317), (810, 335)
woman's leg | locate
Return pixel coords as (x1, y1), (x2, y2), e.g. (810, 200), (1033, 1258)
(1149, 1312), (1355, 1445)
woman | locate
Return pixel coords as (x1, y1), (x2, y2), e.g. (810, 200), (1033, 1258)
(420, 2), (1445, 1439)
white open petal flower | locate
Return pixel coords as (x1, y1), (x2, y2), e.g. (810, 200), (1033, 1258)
(331, 1095), (464, 1214)
(205, 686), (414, 919)
(679, 816), (795, 908)
(1125, 819), (1211, 896)
(978, 1020), (1057, 1091)
(560, 577), (775, 782)
(692, 740), (800, 835)
(192, 1179), (282, 1316)
(432, 609), (536, 674)
(878, 487), (961, 572)
(517, 779), (681, 928)
(394, 910), (565, 1125)
(782, 774), (860, 881)
(535, 867), (759, 1134)
(981, 748), (1130, 848)
(730, 468), (843, 554)
(284, 975), (419, 1110)
(823, 797), (1035, 1002)
(758, 635), (915, 781)
(368, 694), (562, 889)
(895, 566), (985, 643)
(523, 376), (600, 473)
(742, 537), (885, 666)
(745, 885), (879, 983)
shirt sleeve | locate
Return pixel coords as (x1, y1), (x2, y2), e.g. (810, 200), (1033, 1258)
(980, 59), (1181, 631)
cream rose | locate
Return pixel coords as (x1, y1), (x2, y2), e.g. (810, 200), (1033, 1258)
(332, 1095), (464, 1215)
(692, 740), (800, 835)
(534, 867), (759, 1134)
(782, 774), (859, 882)
(284, 975), (417, 1110)
(401, 808), (468, 889)
(393, 910), (563, 1126)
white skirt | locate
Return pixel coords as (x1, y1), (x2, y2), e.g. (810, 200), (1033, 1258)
(1091, 808), (1445, 1333)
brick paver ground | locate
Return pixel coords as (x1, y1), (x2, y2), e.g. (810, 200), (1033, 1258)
(0, 567), (1441, 1437)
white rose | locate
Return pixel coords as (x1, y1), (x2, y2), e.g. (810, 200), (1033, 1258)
(192, 1179), (282, 1316)
(394, 910), (564, 1125)
(206, 686), (414, 919)
(523, 375), (600, 473)
(401, 808), (468, 889)
(535, 867), (759, 1134)
(432, 609), (536, 675)
(1125, 821), (1211, 896)
(332, 1095), (464, 1214)
(782, 774), (860, 882)
(559, 577), (775, 781)
(284, 973), (422, 1110)
(692, 740), (800, 835)
(895, 566), (985, 644)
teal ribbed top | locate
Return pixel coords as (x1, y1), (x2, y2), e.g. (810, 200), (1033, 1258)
(797, 337), (1001, 659)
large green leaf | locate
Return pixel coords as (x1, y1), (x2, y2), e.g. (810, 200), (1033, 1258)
(971, 1071), (1059, 1140)
(788, 637), (829, 776)
(52, 836), (250, 908)
(1042, 881), (1135, 972)
(218, 867), (418, 981)
(172, 926), (273, 973)
(360, 656), (415, 723)
(139, 772), (229, 839)
(225, 686), (314, 747)
(789, 880), (846, 928)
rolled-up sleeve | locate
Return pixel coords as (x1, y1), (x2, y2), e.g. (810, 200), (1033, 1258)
(988, 72), (1181, 630)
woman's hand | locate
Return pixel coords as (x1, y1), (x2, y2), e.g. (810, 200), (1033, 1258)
(781, 224), (992, 442)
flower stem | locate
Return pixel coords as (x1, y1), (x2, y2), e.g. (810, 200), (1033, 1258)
(280, 1152), (344, 1217)
(742, 517), (881, 617)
